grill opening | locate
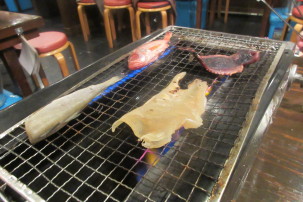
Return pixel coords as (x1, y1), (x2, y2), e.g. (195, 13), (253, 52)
(0, 27), (282, 201)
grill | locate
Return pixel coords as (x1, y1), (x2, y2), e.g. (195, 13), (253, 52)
(0, 26), (294, 201)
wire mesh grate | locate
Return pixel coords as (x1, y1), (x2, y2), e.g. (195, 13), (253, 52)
(0, 27), (283, 201)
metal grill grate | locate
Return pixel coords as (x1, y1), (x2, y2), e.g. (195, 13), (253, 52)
(0, 27), (284, 201)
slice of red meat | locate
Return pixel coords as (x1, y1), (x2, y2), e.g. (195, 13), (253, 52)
(229, 50), (260, 66)
(180, 48), (260, 75)
(198, 54), (244, 75)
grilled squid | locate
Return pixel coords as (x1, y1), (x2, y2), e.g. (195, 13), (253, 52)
(25, 77), (120, 144)
(112, 72), (208, 148)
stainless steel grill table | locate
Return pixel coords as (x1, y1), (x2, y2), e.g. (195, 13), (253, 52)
(0, 26), (295, 201)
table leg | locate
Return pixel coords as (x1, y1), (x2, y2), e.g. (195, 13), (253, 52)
(217, 0), (222, 19)
(260, 9), (270, 37)
(259, 0), (273, 37)
(224, 0), (230, 24)
(196, 0), (202, 29)
(209, 0), (217, 28)
(0, 48), (33, 97)
(13, 0), (22, 12)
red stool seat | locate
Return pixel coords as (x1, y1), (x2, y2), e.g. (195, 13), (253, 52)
(78, 0), (95, 3)
(137, 2), (170, 9)
(292, 5), (303, 19)
(104, 0), (131, 6)
(15, 32), (68, 54)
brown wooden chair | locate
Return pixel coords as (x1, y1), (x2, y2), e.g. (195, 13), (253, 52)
(77, 0), (97, 42)
(15, 31), (80, 87)
(135, 1), (174, 39)
(103, 0), (136, 48)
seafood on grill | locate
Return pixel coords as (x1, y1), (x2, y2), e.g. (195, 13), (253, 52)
(112, 72), (208, 148)
(25, 77), (120, 144)
(180, 48), (260, 75)
(128, 32), (172, 70)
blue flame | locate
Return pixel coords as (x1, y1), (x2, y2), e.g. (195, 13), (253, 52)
(90, 46), (175, 104)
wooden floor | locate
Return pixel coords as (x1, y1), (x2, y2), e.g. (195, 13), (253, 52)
(238, 67), (303, 201)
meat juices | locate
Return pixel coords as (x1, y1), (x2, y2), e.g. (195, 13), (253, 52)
(128, 32), (172, 70)
(180, 48), (260, 75)
(112, 72), (208, 149)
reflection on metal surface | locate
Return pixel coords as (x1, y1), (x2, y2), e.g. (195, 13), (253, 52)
(0, 167), (44, 202)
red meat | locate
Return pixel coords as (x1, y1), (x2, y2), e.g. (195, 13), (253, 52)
(180, 48), (260, 75)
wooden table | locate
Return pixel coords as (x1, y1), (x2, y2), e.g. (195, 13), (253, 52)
(0, 11), (44, 96)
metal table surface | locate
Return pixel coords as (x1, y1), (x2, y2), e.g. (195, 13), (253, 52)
(0, 26), (296, 201)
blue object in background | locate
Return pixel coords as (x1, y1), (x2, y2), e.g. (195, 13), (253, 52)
(176, 0), (209, 29)
(4, 0), (33, 12)
(268, 7), (290, 39)
(0, 90), (22, 110)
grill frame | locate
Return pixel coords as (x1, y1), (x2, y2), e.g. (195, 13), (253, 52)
(0, 26), (295, 201)
(210, 42), (291, 201)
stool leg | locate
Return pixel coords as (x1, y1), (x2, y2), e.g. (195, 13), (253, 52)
(224, 0), (230, 24)
(217, 0), (222, 19)
(53, 53), (70, 77)
(209, 0), (217, 27)
(39, 66), (49, 87)
(161, 11), (168, 28)
(128, 6), (136, 41)
(136, 10), (142, 39)
(31, 74), (42, 89)
(280, 17), (291, 41)
(77, 5), (88, 41)
(82, 5), (91, 37)
(169, 11), (174, 25)
(145, 13), (151, 35)
(104, 8), (114, 48)
(68, 41), (81, 71)
(109, 11), (117, 41)
(291, 23), (303, 43)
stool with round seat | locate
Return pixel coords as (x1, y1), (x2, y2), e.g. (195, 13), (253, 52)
(281, 1), (303, 40)
(103, 0), (136, 48)
(77, 0), (97, 41)
(136, 1), (174, 39)
(14, 31), (80, 87)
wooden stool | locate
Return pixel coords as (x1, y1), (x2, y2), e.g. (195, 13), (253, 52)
(291, 23), (303, 45)
(15, 31), (80, 87)
(136, 2), (174, 39)
(104, 0), (136, 48)
(77, 0), (97, 41)
(281, 4), (303, 41)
